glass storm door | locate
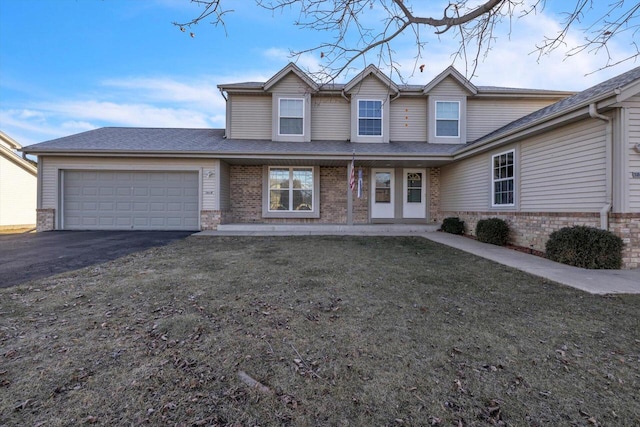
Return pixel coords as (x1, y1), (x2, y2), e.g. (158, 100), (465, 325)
(371, 169), (394, 219)
(402, 169), (426, 218)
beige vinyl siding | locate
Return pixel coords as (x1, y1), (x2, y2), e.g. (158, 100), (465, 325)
(467, 99), (561, 142)
(219, 161), (231, 211)
(349, 76), (396, 97)
(428, 77), (468, 97)
(202, 163), (218, 210)
(390, 98), (427, 141)
(520, 119), (607, 211)
(428, 77), (468, 144)
(40, 157), (219, 213)
(628, 98), (640, 211)
(311, 97), (350, 140)
(0, 155), (37, 226)
(440, 153), (489, 211)
(268, 73), (311, 94)
(229, 94), (271, 139)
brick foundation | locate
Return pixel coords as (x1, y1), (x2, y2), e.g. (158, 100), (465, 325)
(36, 208), (55, 232)
(438, 210), (640, 269)
(200, 210), (231, 230)
(610, 214), (640, 269)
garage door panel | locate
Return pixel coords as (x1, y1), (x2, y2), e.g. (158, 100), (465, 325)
(63, 170), (199, 230)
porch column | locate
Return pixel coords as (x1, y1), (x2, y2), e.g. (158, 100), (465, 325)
(347, 161), (354, 225)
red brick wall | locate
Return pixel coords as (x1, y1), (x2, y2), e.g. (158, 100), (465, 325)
(229, 165), (263, 223)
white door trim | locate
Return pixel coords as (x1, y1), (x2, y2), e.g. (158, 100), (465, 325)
(371, 168), (395, 219)
(402, 168), (427, 219)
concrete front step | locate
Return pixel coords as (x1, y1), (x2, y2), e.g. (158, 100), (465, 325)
(214, 223), (440, 235)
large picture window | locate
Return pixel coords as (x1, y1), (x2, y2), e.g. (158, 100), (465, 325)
(435, 101), (460, 137)
(269, 167), (314, 211)
(492, 150), (515, 206)
(279, 98), (304, 135)
(358, 100), (382, 136)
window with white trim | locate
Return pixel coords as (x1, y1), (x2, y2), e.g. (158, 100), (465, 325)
(435, 101), (460, 137)
(279, 98), (304, 135)
(358, 100), (382, 136)
(268, 167), (314, 211)
(492, 150), (515, 206)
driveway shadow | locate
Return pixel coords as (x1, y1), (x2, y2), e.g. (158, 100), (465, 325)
(0, 231), (192, 288)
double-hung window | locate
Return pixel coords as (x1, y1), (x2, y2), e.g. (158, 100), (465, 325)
(492, 150), (515, 206)
(358, 100), (382, 136)
(435, 101), (460, 137)
(279, 98), (304, 135)
(268, 167), (314, 211)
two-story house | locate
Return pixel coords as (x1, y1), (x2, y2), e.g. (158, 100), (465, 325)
(23, 63), (640, 268)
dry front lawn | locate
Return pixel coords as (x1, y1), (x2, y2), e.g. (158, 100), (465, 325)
(1, 236), (639, 426)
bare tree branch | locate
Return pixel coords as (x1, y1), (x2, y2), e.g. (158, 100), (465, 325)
(175, 0), (640, 82)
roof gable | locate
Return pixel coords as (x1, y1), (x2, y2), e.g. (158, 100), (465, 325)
(0, 131), (37, 175)
(423, 66), (477, 95)
(461, 66), (640, 152)
(344, 64), (399, 94)
(264, 62), (319, 92)
(0, 130), (22, 150)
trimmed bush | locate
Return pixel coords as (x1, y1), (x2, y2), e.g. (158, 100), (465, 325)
(476, 218), (509, 246)
(441, 217), (465, 235)
(545, 226), (623, 269)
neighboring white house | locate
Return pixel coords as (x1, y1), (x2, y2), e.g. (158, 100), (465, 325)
(0, 131), (37, 229)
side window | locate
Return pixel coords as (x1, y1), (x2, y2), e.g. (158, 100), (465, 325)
(279, 98), (304, 135)
(492, 150), (515, 206)
(358, 100), (383, 136)
(435, 101), (460, 137)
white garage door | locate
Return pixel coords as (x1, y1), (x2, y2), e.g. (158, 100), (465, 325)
(63, 170), (199, 230)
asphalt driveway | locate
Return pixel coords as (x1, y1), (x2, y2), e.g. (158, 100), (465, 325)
(0, 231), (192, 288)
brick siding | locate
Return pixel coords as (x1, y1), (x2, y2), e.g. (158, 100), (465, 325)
(438, 210), (639, 269)
(36, 208), (55, 231)
(610, 214), (640, 269)
(429, 168), (440, 223)
(228, 165), (365, 224)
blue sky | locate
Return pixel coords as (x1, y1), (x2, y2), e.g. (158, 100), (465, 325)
(1, 0), (638, 147)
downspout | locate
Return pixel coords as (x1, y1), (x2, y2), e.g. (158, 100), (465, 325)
(340, 90), (349, 102)
(219, 88), (228, 139)
(588, 103), (612, 230)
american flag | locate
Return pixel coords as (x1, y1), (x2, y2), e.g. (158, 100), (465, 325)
(349, 155), (355, 191)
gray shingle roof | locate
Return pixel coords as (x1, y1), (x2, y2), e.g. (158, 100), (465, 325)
(468, 66), (640, 147)
(23, 127), (463, 157)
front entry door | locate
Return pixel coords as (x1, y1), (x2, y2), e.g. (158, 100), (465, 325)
(371, 168), (394, 218)
(402, 168), (426, 219)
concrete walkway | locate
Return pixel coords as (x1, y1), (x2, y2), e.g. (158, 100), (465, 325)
(422, 232), (640, 295)
(195, 225), (640, 295)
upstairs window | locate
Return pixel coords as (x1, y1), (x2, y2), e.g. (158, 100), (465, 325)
(435, 101), (460, 137)
(279, 98), (304, 135)
(492, 150), (515, 206)
(358, 100), (382, 136)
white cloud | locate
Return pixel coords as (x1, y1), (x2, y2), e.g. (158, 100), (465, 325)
(61, 121), (97, 132)
(37, 100), (214, 128)
(101, 76), (220, 106)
